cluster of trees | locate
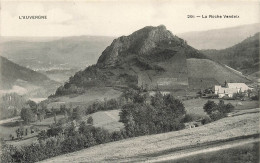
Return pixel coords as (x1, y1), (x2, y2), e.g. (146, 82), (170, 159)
(0, 93), (27, 120)
(55, 84), (85, 96)
(1, 121), (128, 163)
(53, 65), (110, 96)
(85, 88), (148, 115)
(20, 100), (48, 124)
(202, 33), (259, 74)
(120, 92), (186, 137)
(86, 98), (121, 114)
(1, 89), (190, 162)
(203, 100), (234, 121)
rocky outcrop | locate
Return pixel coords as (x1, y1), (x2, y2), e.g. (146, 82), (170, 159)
(97, 25), (185, 66)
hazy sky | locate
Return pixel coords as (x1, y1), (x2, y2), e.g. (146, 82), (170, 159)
(1, 0), (259, 37)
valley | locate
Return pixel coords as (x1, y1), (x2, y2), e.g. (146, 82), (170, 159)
(0, 24), (259, 162)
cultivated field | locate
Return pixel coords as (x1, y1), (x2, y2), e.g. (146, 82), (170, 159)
(40, 107), (260, 163)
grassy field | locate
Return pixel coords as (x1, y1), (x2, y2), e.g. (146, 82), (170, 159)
(52, 87), (122, 108)
(1, 115), (65, 147)
(171, 142), (259, 163)
(183, 98), (259, 116)
(2, 110), (123, 146)
(82, 110), (124, 132)
(40, 107), (259, 163)
(3, 98), (257, 148)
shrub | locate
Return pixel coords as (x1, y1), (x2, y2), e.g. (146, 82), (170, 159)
(225, 103), (235, 113)
(182, 114), (201, 123)
(203, 100), (217, 115)
(209, 110), (224, 121)
(87, 116), (93, 125)
(203, 100), (235, 122)
(201, 116), (212, 125)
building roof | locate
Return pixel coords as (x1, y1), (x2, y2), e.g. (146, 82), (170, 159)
(227, 83), (248, 89)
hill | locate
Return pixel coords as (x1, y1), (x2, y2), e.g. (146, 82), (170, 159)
(53, 25), (250, 97)
(179, 23), (260, 50)
(201, 33), (259, 76)
(0, 56), (59, 97)
(0, 36), (114, 70)
(39, 109), (259, 162)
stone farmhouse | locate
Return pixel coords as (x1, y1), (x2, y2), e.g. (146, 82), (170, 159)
(214, 83), (252, 98)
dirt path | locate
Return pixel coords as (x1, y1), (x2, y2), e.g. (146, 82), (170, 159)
(147, 137), (260, 162)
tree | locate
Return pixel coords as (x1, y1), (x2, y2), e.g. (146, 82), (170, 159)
(87, 116), (94, 125)
(60, 104), (67, 115)
(203, 100), (217, 115)
(37, 130), (48, 140)
(201, 116), (212, 125)
(38, 109), (46, 122)
(54, 112), (57, 124)
(20, 108), (35, 124)
(72, 107), (83, 121)
(27, 100), (37, 110)
(120, 93), (186, 136)
(225, 103), (235, 113)
(209, 110), (224, 121)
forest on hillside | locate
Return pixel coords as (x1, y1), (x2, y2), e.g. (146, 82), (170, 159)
(201, 33), (259, 75)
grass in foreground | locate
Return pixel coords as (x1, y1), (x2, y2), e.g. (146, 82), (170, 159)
(168, 142), (259, 163)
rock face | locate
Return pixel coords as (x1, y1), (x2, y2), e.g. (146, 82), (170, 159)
(97, 25), (185, 66)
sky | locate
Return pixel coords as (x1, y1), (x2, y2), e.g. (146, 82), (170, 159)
(1, 0), (259, 37)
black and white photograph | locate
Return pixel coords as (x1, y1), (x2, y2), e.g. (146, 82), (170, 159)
(0, 0), (259, 162)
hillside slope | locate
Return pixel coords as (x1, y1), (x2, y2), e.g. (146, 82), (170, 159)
(54, 25), (251, 97)
(40, 110), (259, 162)
(201, 33), (259, 75)
(179, 23), (260, 50)
(187, 59), (250, 89)
(0, 56), (50, 88)
(0, 56), (59, 97)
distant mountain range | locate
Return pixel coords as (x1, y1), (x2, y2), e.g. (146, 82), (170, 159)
(202, 33), (259, 76)
(0, 36), (115, 70)
(53, 25), (250, 97)
(179, 23), (260, 50)
(0, 56), (59, 97)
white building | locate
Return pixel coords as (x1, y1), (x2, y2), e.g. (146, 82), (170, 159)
(214, 83), (251, 98)
(226, 83), (252, 92)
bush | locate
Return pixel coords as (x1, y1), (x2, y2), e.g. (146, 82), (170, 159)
(203, 100), (217, 115)
(201, 116), (212, 125)
(87, 116), (93, 125)
(182, 114), (201, 123)
(251, 95), (259, 101)
(225, 103), (235, 113)
(209, 110), (224, 121)
(203, 100), (235, 122)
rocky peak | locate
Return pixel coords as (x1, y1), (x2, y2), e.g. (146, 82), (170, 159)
(97, 25), (183, 66)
